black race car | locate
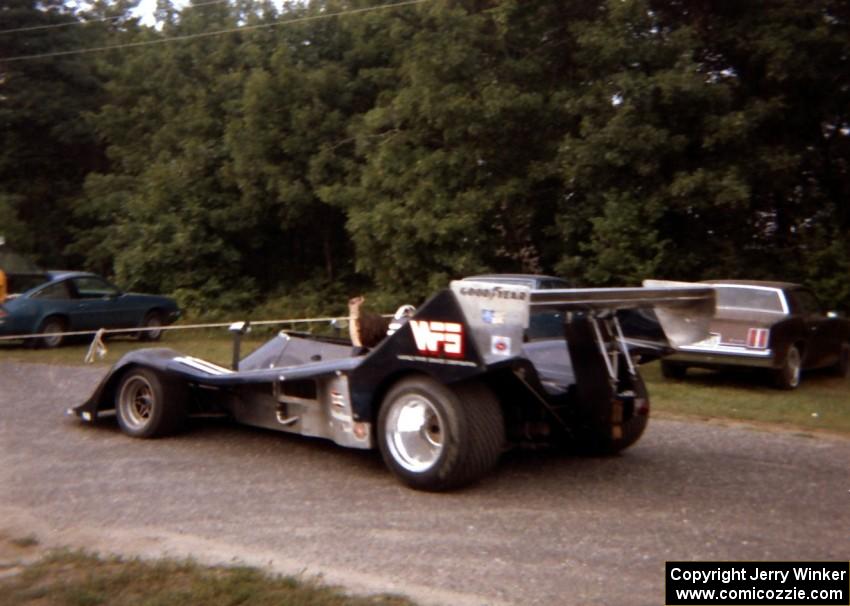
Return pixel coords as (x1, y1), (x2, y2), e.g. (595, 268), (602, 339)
(71, 279), (714, 491)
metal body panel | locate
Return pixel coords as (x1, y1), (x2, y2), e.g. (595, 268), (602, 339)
(227, 371), (371, 449)
(450, 280), (530, 363)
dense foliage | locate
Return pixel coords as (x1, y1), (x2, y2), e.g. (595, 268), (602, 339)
(1, 0), (848, 312)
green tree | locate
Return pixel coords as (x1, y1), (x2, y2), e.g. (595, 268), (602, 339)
(77, 0), (258, 309)
(555, 0), (751, 285)
(225, 0), (362, 288)
(0, 0), (123, 265)
(333, 0), (592, 297)
(556, 0), (850, 311)
(675, 0), (850, 306)
(5, 0), (847, 312)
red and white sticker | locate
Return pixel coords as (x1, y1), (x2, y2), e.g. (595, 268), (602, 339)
(491, 336), (511, 356)
(409, 320), (465, 358)
(746, 327), (769, 349)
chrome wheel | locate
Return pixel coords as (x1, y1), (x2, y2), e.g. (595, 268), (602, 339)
(40, 318), (65, 348)
(384, 394), (445, 473)
(777, 345), (801, 389)
(785, 346), (801, 388)
(118, 375), (155, 431)
(377, 377), (504, 491)
(140, 313), (163, 341)
(115, 369), (187, 438)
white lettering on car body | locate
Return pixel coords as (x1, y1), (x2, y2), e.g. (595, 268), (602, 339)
(409, 320), (464, 358)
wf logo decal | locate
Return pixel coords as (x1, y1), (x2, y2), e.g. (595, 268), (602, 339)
(409, 320), (465, 358)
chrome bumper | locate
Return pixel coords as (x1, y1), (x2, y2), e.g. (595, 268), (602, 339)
(666, 344), (776, 369)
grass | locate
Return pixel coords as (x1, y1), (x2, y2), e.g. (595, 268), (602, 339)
(642, 361), (850, 436)
(1, 330), (848, 435)
(0, 549), (414, 606)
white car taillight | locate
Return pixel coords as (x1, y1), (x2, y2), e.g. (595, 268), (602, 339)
(747, 327), (769, 349)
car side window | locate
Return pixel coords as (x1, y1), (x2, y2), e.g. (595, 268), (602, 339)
(31, 281), (72, 300)
(541, 279), (570, 290)
(790, 290), (822, 316)
(72, 277), (120, 299)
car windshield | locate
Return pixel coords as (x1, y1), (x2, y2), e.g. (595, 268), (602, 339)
(714, 287), (785, 312)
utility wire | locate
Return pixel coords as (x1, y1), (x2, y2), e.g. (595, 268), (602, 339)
(0, 14), (122, 35)
(0, 0), (429, 63)
(0, 0), (231, 35)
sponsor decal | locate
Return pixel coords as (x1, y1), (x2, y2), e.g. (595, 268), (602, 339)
(481, 309), (505, 325)
(174, 356), (233, 375)
(491, 335), (511, 356)
(409, 320), (465, 358)
(458, 285), (528, 301)
(747, 327), (769, 349)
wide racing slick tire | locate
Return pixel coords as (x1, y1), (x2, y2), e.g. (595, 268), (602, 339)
(377, 376), (504, 491)
(139, 311), (164, 341)
(115, 368), (187, 438)
(572, 372), (650, 456)
(774, 344), (802, 390)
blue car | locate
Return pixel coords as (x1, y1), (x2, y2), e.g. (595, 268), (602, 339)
(0, 272), (180, 347)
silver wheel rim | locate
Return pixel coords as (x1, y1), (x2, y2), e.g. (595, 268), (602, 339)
(42, 321), (63, 347)
(385, 394), (444, 473)
(119, 376), (155, 430)
(786, 347), (801, 387)
(145, 316), (163, 339)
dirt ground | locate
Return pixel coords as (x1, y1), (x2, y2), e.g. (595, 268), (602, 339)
(2, 361), (849, 606)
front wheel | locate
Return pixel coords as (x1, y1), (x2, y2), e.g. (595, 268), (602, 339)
(774, 345), (802, 390)
(115, 368), (187, 438)
(377, 377), (504, 491)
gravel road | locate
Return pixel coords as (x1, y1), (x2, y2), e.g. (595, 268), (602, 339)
(1, 361), (848, 605)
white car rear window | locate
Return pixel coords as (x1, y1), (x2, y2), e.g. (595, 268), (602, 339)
(715, 287), (784, 312)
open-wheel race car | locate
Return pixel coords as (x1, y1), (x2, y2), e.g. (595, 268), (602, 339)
(71, 279), (714, 491)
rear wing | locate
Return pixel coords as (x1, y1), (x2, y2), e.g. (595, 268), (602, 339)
(451, 280), (715, 365)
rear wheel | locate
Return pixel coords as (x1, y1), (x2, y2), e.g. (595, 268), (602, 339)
(139, 311), (164, 341)
(774, 345), (802, 390)
(573, 372), (650, 455)
(377, 377), (504, 491)
(834, 343), (850, 378)
(115, 368), (187, 438)
(660, 360), (687, 380)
